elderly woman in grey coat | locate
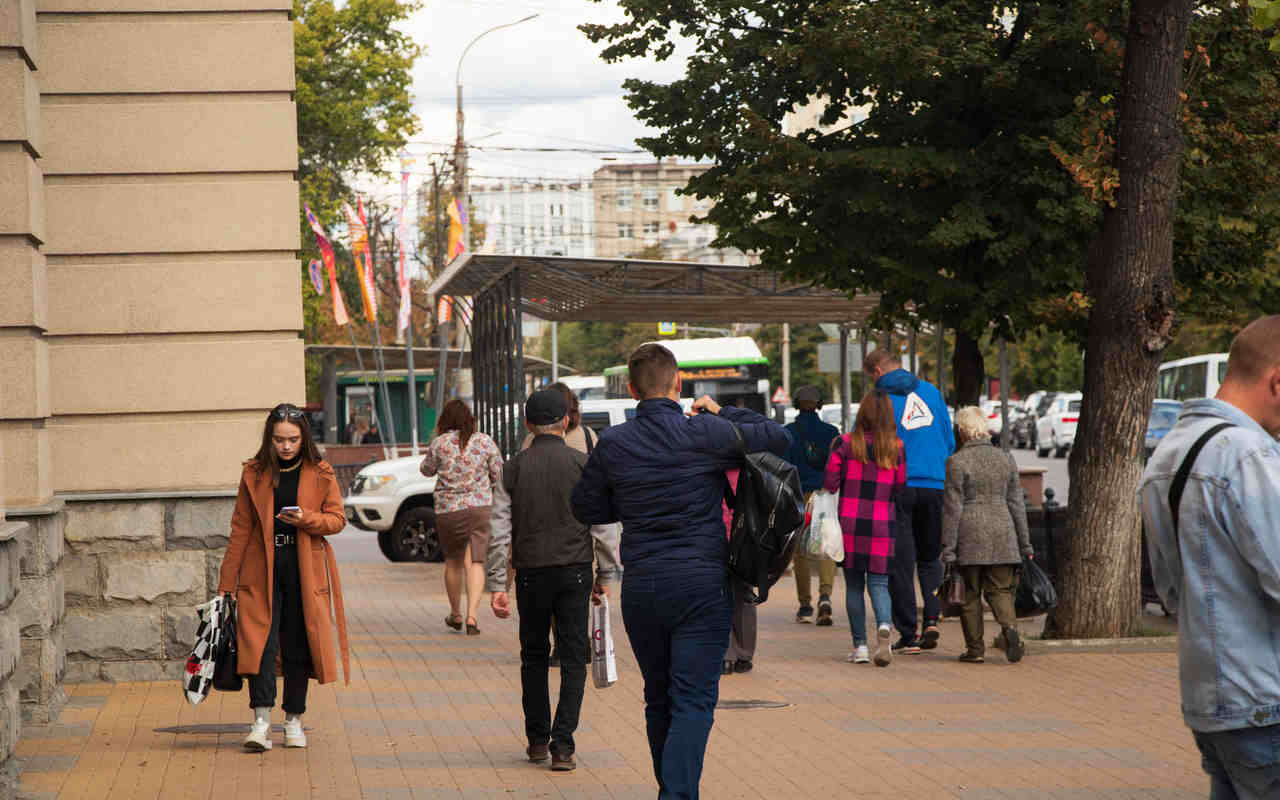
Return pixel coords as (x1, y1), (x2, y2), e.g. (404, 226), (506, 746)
(940, 406), (1034, 664)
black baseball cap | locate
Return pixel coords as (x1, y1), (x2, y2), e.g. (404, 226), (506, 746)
(525, 388), (567, 426)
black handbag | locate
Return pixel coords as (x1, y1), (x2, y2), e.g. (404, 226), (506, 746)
(212, 592), (243, 692)
(938, 567), (965, 618)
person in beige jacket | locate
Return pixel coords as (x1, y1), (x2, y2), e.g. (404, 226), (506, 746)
(939, 406), (1034, 664)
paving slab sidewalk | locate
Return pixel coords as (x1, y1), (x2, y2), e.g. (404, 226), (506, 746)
(18, 552), (1205, 799)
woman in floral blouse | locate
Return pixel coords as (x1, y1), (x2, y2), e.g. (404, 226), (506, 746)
(421, 399), (504, 635)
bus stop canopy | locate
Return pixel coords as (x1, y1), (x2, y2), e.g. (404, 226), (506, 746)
(426, 253), (880, 323)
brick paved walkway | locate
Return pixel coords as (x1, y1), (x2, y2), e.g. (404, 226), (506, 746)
(18, 540), (1205, 799)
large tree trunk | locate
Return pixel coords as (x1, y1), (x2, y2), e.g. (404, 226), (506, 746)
(1045, 0), (1187, 639)
(951, 331), (985, 407)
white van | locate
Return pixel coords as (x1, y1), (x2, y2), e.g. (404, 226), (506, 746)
(579, 397), (695, 436)
(560, 375), (607, 402)
(1156, 353), (1228, 401)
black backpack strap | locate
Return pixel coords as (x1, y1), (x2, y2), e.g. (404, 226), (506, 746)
(1168, 422), (1234, 537)
(584, 425), (595, 455)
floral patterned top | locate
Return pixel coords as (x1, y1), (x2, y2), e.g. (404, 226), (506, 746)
(419, 430), (504, 514)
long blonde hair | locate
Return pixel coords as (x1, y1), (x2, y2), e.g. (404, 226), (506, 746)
(846, 389), (901, 470)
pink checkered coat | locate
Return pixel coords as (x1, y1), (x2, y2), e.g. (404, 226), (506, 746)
(822, 434), (906, 574)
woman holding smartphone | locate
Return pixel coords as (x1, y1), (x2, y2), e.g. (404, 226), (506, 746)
(216, 403), (350, 752)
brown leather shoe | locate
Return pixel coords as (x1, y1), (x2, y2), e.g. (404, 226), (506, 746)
(550, 749), (576, 771)
(526, 742), (549, 763)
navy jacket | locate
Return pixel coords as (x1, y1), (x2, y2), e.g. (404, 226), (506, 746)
(571, 398), (792, 578)
(785, 411), (841, 493)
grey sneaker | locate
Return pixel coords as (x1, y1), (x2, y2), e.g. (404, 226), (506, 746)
(873, 624), (893, 667)
(243, 717), (272, 751)
(283, 715), (306, 748)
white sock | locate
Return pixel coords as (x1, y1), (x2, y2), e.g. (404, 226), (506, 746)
(253, 707), (271, 726)
(285, 713), (302, 724)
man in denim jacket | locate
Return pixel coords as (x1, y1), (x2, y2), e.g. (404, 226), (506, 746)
(1142, 315), (1280, 799)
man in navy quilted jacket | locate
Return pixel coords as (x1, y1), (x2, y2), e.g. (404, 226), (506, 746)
(572, 342), (790, 800)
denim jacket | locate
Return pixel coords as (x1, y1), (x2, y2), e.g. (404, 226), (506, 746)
(1141, 398), (1280, 733)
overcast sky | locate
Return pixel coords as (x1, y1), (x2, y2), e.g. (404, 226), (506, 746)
(364, 0), (691, 204)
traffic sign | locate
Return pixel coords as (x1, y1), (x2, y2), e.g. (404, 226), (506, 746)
(771, 387), (789, 405)
(657, 322), (678, 336)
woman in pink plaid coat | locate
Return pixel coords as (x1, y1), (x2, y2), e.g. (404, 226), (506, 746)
(823, 389), (906, 667)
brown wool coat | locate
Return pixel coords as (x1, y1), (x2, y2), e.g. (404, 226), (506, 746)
(216, 460), (350, 685)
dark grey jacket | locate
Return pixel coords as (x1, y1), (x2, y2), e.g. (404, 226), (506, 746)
(486, 435), (621, 588)
(940, 440), (1033, 566)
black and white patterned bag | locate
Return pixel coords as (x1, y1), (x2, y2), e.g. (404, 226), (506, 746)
(183, 594), (232, 705)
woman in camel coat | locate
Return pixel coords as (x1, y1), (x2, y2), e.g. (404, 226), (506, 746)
(217, 403), (350, 752)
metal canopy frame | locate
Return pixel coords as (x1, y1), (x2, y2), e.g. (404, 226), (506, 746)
(427, 254), (882, 457)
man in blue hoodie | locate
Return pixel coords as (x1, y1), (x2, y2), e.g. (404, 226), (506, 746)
(784, 386), (841, 625)
(865, 348), (955, 654)
(572, 342), (790, 800)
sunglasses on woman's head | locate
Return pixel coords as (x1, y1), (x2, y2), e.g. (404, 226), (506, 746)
(272, 406), (305, 420)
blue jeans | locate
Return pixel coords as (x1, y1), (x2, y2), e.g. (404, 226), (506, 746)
(1195, 726), (1280, 799)
(621, 570), (733, 800)
(843, 568), (891, 646)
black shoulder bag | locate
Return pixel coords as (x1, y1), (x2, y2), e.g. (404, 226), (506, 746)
(1168, 422), (1235, 540)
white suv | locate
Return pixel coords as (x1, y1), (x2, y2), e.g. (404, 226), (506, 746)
(344, 456), (441, 562)
(1035, 392), (1082, 459)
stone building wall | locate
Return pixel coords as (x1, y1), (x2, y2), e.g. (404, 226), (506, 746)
(61, 496), (233, 682)
(0, 519), (27, 800)
(10, 507), (65, 724)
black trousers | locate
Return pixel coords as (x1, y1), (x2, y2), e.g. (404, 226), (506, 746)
(248, 543), (313, 714)
(889, 487), (945, 637)
(516, 563), (591, 753)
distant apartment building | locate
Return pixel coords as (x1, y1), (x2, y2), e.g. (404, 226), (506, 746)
(592, 161), (719, 259)
(467, 180), (595, 257)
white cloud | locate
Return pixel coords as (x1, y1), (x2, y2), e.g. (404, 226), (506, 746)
(359, 0), (691, 196)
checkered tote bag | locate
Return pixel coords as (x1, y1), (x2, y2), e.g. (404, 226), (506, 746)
(183, 594), (234, 705)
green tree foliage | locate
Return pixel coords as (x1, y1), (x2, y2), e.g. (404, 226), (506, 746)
(753, 324), (842, 400)
(582, 1), (1280, 400)
(1253, 0), (1280, 49)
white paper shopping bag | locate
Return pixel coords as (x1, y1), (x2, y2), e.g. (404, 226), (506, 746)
(591, 595), (618, 689)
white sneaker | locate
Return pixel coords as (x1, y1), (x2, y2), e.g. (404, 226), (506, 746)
(244, 717), (272, 751)
(874, 624), (893, 667)
(283, 715), (307, 748)
(847, 645), (870, 664)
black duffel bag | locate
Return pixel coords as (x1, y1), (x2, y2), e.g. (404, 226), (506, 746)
(212, 593), (243, 692)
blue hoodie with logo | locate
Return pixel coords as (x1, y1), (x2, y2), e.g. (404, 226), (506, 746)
(875, 369), (954, 490)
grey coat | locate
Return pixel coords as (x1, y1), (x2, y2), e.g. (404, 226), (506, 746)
(940, 440), (1033, 566)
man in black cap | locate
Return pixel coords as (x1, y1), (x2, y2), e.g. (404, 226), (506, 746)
(486, 387), (619, 772)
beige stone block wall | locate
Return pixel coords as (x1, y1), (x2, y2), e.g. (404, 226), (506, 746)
(0, 145), (43, 242)
(49, 334), (303, 415)
(0, 0), (38, 65)
(0, 52), (40, 150)
(39, 19), (294, 93)
(45, 258), (300, 335)
(0, 240), (46, 334)
(50, 412), (273, 494)
(0, 426), (50, 509)
(40, 101), (297, 175)
(44, 180), (300, 255)
(0, 331), (50, 420)
(35, 3), (302, 499)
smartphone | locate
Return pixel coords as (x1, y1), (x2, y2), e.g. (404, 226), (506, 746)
(280, 506), (301, 513)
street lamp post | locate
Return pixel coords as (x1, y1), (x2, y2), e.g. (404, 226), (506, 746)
(455, 14), (539, 248)
(439, 14), (538, 419)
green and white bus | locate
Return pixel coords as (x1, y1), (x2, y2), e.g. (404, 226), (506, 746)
(604, 336), (771, 413)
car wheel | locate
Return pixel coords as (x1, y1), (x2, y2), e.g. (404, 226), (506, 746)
(376, 530), (398, 561)
(1036, 439), (1050, 458)
(388, 506), (440, 562)
(1053, 435), (1067, 459)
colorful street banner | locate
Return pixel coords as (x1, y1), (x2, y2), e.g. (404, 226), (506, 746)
(343, 200), (377, 322)
(308, 259), (324, 295)
(437, 296), (453, 324)
(397, 153), (413, 333)
(358, 198), (378, 320)
(304, 204), (348, 326)
(446, 197), (468, 261)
